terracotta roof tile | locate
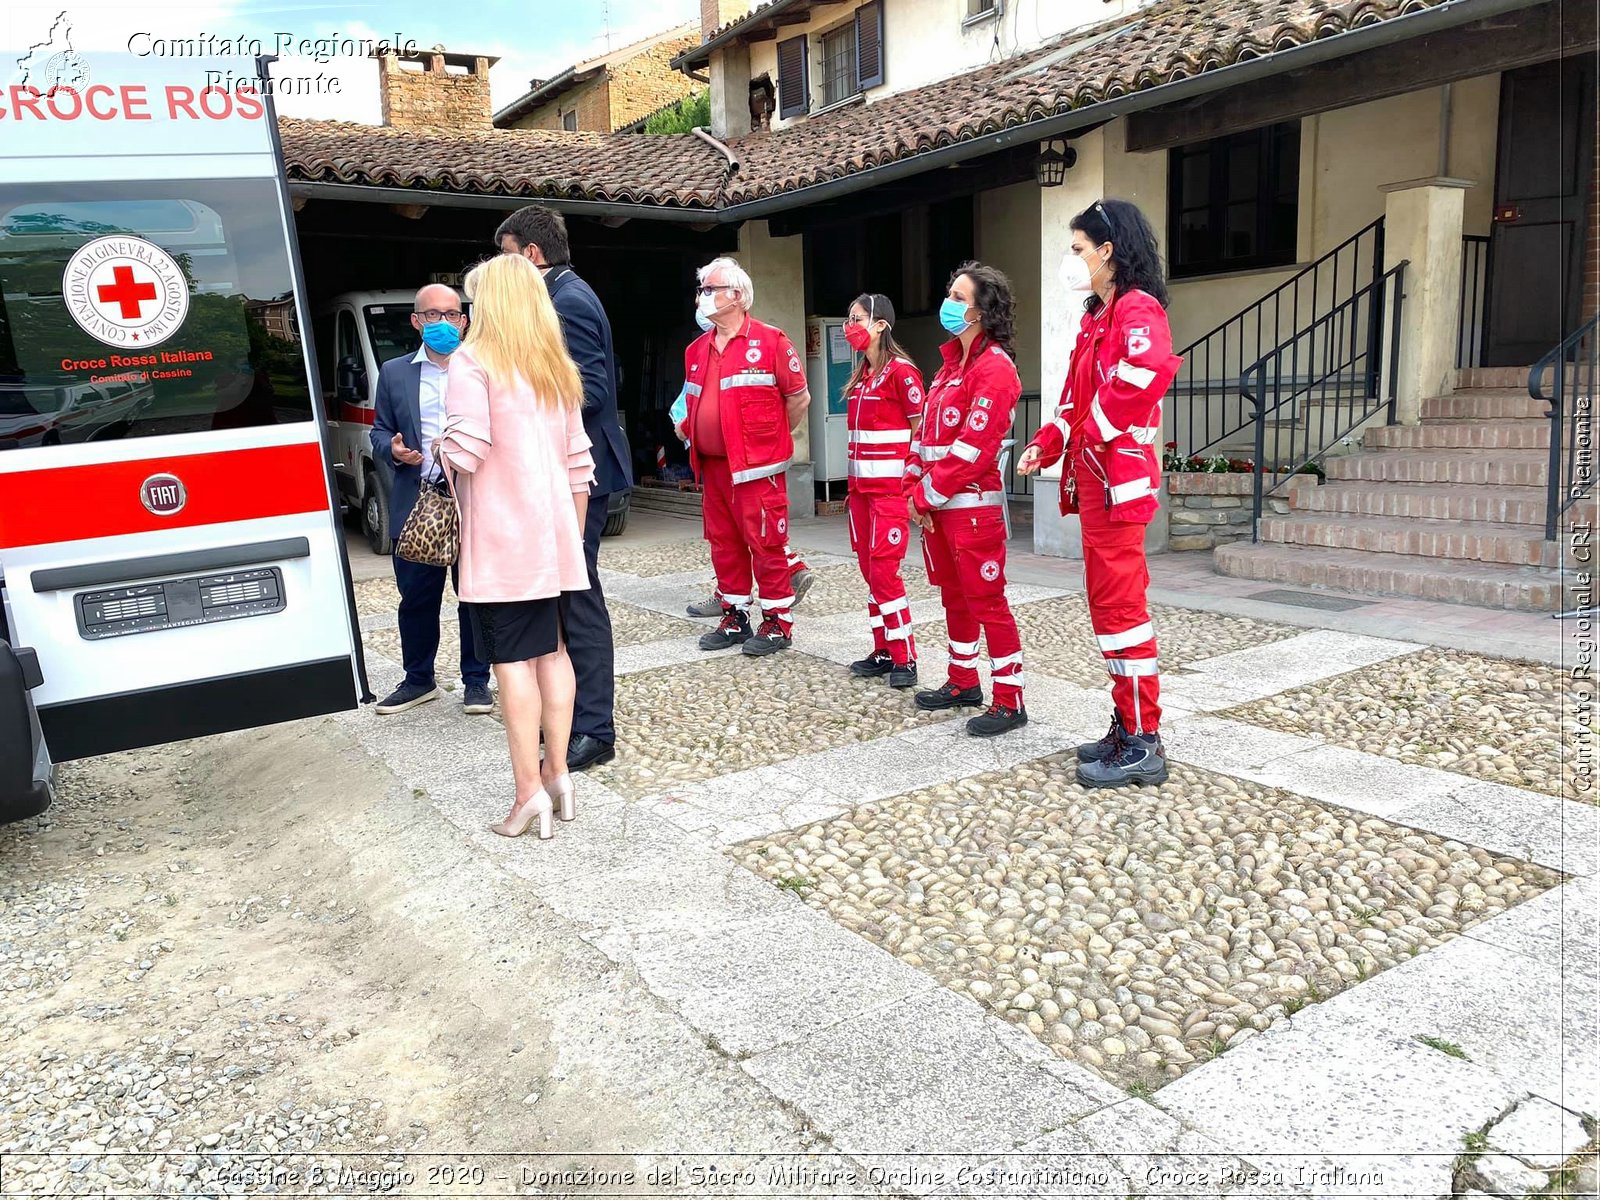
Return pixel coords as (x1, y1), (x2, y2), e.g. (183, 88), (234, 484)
(722, 0), (1447, 203)
(277, 119), (729, 208)
(279, 0), (1447, 211)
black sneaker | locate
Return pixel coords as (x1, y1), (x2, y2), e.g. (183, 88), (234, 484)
(792, 567), (816, 605)
(375, 680), (440, 714)
(967, 703), (1028, 737)
(887, 661), (919, 690)
(462, 683), (494, 714)
(686, 592), (723, 618)
(850, 650), (894, 677)
(915, 682), (984, 711)
(742, 618), (793, 656)
(699, 608), (752, 650)
(1077, 713), (1125, 763)
(1076, 732), (1169, 788)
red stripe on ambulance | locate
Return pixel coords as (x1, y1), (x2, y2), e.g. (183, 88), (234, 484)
(0, 442), (330, 549)
(339, 403), (375, 426)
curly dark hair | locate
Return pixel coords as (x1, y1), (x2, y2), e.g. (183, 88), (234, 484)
(948, 261), (1017, 359)
(1070, 199), (1170, 313)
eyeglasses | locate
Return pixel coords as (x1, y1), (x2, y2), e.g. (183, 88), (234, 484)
(695, 284), (734, 298)
(416, 309), (466, 322)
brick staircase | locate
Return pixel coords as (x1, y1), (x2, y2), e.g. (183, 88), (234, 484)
(1214, 368), (1591, 612)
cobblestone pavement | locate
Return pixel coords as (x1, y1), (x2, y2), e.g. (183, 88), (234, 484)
(1224, 648), (1581, 801)
(8, 528), (1592, 1198)
(738, 754), (1557, 1089)
(920, 598), (1301, 689)
(582, 654), (948, 801)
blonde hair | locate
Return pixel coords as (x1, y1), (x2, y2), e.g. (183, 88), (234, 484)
(461, 254), (583, 410)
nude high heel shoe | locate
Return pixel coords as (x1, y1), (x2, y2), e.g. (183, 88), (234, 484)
(547, 773), (576, 822)
(490, 789), (553, 840)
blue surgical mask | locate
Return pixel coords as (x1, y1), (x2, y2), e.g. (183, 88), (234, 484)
(939, 298), (974, 337)
(695, 309), (714, 333)
(420, 321), (461, 354)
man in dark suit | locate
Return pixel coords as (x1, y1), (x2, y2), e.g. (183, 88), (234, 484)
(368, 284), (492, 717)
(497, 205), (633, 771)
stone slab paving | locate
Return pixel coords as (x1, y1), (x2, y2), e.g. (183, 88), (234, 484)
(1223, 648), (1580, 801)
(336, 552), (1595, 1197)
(734, 751), (1558, 1092)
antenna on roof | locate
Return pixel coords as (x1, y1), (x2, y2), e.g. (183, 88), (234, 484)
(603, 0), (612, 51)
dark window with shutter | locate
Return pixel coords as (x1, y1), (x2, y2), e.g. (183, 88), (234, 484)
(1168, 122), (1300, 277)
(856, 1), (884, 90)
(778, 34), (809, 119)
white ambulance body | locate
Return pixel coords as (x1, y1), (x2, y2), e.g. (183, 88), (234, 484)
(0, 54), (368, 820)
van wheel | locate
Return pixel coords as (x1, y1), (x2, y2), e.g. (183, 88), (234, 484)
(363, 472), (392, 555)
(602, 507), (628, 538)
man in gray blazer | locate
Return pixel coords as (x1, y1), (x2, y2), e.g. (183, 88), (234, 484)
(369, 284), (491, 716)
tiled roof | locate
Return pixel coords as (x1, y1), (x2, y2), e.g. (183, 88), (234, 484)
(280, 0), (1452, 212)
(721, 0), (1446, 203)
(277, 119), (729, 208)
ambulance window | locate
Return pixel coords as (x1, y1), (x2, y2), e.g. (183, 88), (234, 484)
(0, 178), (313, 451)
(312, 312), (337, 396)
(336, 310), (359, 363)
(364, 306), (418, 367)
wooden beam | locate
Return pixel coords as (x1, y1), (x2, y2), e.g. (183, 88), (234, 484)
(1127, 1), (1594, 153)
(291, 195), (308, 212)
(746, 28), (778, 42)
(389, 203), (431, 220)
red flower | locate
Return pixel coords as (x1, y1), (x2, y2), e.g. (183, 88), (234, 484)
(1164, 440), (1178, 450)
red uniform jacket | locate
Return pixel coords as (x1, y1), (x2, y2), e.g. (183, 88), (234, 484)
(1027, 289), (1182, 524)
(683, 315), (807, 485)
(906, 335), (1021, 514)
(846, 356), (924, 495)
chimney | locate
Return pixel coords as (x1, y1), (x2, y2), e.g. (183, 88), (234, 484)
(700, 0), (749, 42)
(374, 46), (500, 131)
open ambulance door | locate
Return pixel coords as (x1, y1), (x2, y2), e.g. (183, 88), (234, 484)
(0, 54), (371, 820)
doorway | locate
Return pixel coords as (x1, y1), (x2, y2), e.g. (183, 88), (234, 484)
(1483, 56), (1597, 366)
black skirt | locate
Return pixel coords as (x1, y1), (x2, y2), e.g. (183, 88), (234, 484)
(468, 596), (565, 664)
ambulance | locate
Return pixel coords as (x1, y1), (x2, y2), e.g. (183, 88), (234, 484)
(0, 54), (370, 822)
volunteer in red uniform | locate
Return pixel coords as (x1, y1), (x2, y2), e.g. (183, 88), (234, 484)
(1018, 199), (1183, 788)
(679, 256), (811, 656)
(908, 263), (1028, 738)
(841, 293), (924, 689)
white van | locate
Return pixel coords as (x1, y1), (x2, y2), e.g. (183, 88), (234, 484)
(318, 289), (631, 554)
(314, 290), (459, 555)
(0, 54), (368, 823)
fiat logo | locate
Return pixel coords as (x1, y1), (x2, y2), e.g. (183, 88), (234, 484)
(140, 473), (186, 516)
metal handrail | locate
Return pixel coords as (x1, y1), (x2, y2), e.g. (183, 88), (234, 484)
(1530, 313), (1598, 543)
(1457, 235), (1491, 369)
(1240, 262), (1409, 536)
(1173, 217), (1385, 460)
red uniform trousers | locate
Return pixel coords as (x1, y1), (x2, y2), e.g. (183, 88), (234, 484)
(1075, 449), (1161, 733)
(921, 505), (1023, 707)
(847, 491), (917, 665)
(700, 455), (795, 632)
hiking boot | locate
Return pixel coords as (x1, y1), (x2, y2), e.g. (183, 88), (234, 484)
(850, 650), (894, 678)
(791, 566), (816, 605)
(887, 661), (919, 690)
(698, 608), (752, 650)
(375, 680), (440, 714)
(967, 703), (1028, 738)
(1076, 731), (1169, 788)
(1077, 713), (1125, 763)
(741, 618), (793, 656)
(686, 592), (724, 618)
(914, 682), (984, 711)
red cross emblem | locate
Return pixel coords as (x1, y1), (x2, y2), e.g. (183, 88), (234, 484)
(63, 235), (190, 349)
(96, 265), (158, 319)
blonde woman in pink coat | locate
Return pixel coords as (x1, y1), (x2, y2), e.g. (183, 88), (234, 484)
(439, 254), (596, 840)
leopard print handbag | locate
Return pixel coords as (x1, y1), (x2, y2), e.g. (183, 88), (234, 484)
(394, 449), (461, 567)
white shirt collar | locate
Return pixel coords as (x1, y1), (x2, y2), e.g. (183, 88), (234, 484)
(412, 345), (445, 370)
